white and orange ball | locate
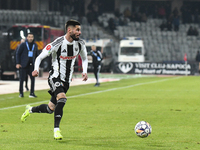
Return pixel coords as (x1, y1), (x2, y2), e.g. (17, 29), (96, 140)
(135, 121), (152, 138)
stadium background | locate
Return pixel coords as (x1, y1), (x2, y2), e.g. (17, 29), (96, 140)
(0, 0), (200, 77)
(1, 1), (200, 149)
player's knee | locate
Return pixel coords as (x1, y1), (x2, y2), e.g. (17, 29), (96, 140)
(47, 105), (54, 114)
(57, 98), (67, 104)
(56, 93), (66, 100)
(48, 103), (55, 113)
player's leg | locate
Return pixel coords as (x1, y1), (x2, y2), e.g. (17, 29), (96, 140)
(199, 62), (200, 73)
(19, 68), (26, 97)
(54, 92), (67, 140)
(48, 77), (68, 139)
(28, 65), (36, 97)
(25, 74), (29, 91)
(31, 102), (55, 113)
(93, 65), (98, 86)
(21, 95), (56, 122)
(96, 64), (101, 86)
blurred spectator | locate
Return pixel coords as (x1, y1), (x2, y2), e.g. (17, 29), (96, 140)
(172, 7), (179, 17)
(108, 18), (116, 32)
(159, 21), (167, 31)
(159, 20), (172, 31)
(113, 16), (119, 26)
(119, 15), (128, 26)
(195, 51), (200, 73)
(187, 26), (199, 36)
(141, 13), (147, 22)
(114, 8), (121, 18)
(123, 7), (131, 19)
(187, 26), (194, 36)
(172, 15), (180, 31)
(166, 21), (172, 31)
(168, 13), (174, 23)
(158, 6), (166, 19)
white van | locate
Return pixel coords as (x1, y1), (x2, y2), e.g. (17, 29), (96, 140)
(84, 39), (114, 72)
(118, 37), (145, 62)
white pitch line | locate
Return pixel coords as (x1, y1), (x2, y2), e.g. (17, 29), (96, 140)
(0, 77), (182, 111)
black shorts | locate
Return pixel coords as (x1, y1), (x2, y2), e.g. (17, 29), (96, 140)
(48, 76), (69, 97)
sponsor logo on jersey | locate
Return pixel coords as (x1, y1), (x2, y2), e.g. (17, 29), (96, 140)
(46, 45), (51, 50)
(60, 55), (77, 60)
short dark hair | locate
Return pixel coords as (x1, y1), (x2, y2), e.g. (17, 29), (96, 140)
(65, 20), (80, 31)
(27, 32), (34, 36)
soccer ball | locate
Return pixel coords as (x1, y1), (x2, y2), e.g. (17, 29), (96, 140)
(134, 121), (152, 138)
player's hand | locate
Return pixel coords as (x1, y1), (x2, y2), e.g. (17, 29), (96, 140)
(82, 73), (88, 81)
(16, 64), (21, 69)
(32, 70), (39, 77)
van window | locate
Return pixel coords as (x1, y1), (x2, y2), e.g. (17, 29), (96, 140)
(121, 47), (142, 55)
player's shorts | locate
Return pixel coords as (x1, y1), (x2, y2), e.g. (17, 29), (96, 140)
(48, 75), (69, 97)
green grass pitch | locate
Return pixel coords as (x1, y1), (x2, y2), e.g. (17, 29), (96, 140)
(0, 75), (200, 150)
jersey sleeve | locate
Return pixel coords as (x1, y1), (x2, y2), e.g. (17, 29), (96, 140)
(34, 37), (62, 72)
(79, 43), (88, 74)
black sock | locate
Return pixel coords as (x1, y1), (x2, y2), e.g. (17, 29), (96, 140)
(54, 98), (66, 128)
(32, 104), (53, 114)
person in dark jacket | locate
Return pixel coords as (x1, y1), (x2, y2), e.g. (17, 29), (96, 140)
(90, 45), (102, 86)
(16, 33), (39, 98)
(15, 38), (29, 91)
(195, 51), (200, 73)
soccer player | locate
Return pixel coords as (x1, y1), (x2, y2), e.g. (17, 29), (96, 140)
(90, 45), (102, 86)
(20, 20), (88, 140)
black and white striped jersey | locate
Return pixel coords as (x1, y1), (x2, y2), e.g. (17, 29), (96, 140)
(34, 35), (88, 83)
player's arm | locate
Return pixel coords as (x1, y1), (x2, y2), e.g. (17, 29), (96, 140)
(32, 44), (53, 77)
(97, 51), (103, 60)
(79, 44), (88, 81)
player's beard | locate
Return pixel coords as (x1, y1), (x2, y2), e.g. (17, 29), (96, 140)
(70, 32), (79, 41)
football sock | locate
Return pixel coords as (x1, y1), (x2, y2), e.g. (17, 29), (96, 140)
(54, 98), (67, 128)
(54, 128), (60, 132)
(31, 104), (53, 114)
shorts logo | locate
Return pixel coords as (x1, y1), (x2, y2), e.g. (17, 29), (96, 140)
(75, 47), (78, 51)
(46, 45), (51, 50)
(55, 82), (61, 87)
